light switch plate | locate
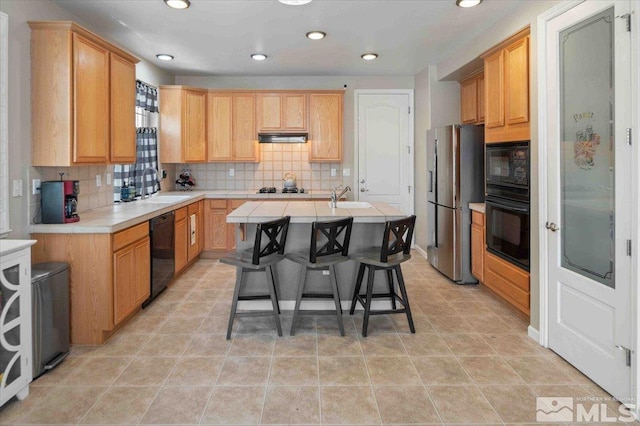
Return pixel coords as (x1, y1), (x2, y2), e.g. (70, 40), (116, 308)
(32, 179), (41, 195)
(331, 168), (336, 177)
(12, 180), (22, 197)
(96, 175), (101, 187)
(229, 168), (235, 177)
(106, 173), (112, 185)
(343, 168), (351, 177)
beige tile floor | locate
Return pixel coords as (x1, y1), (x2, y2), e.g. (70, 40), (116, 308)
(0, 254), (636, 425)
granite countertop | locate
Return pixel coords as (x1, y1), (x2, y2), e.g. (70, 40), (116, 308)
(29, 190), (338, 234)
(469, 203), (486, 214)
(0, 239), (37, 256)
(227, 201), (407, 224)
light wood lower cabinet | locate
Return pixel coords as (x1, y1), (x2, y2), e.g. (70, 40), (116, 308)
(203, 199), (247, 252)
(187, 201), (204, 262)
(31, 221), (151, 344)
(484, 251), (530, 316)
(175, 207), (188, 274)
(175, 201), (204, 275)
(471, 211), (485, 282)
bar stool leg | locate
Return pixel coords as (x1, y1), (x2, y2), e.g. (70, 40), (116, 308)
(328, 265), (345, 336)
(290, 266), (307, 336)
(395, 265), (415, 333)
(362, 266), (376, 337)
(386, 269), (396, 310)
(265, 265), (283, 337)
(350, 263), (366, 315)
(227, 267), (245, 340)
(270, 266), (282, 314)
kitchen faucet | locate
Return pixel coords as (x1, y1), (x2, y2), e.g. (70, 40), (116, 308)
(330, 185), (351, 208)
(140, 167), (158, 199)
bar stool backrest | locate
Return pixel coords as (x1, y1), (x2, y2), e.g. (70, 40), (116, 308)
(379, 215), (417, 262)
(252, 216), (291, 265)
(310, 217), (354, 263)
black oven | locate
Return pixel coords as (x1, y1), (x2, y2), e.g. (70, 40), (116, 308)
(485, 141), (530, 270)
(485, 197), (530, 270)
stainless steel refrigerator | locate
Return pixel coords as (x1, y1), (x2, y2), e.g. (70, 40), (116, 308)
(426, 125), (484, 283)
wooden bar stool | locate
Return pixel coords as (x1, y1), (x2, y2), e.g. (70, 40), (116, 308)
(220, 216), (291, 340)
(286, 217), (354, 336)
(349, 215), (417, 337)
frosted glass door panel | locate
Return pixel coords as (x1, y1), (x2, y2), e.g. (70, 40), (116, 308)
(560, 7), (614, 288)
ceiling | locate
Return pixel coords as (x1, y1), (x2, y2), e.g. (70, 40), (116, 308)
(52, 0), (523, 77)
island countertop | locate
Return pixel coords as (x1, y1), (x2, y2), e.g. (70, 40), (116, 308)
(226, 201), (407, 224)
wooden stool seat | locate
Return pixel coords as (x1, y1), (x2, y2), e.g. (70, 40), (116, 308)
(349, 215), (417, 337)
(220, 216), (290, 339)
(286, 217), (354, 336)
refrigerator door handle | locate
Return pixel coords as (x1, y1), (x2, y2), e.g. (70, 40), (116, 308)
(428, 171), (433, 193)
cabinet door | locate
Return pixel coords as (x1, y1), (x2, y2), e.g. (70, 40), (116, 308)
(73, 33), (109, 163)
(471, 223), (484, 282)
(132, 237), (151, 306)
(484, 50), (505, 129)
(113, 243), (135, 325)
(257, 93), (282, 131)
(109, 53), (136, 163)
(282, 93), (307, 130)
(208, 93), (233, 161)
(175, 211), (188, 274)
(204, 200), (228, 250)
(477, 73), (485, 124)
(227, 200), (246, 250)
(308, 93), (343, 162)
(505, 36), (529, 125)
(233, 93), (258, 161)
(460, 77), (478, 124)
(183, 90), (207, 162)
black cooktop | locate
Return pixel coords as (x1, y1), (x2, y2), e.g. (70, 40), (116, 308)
(257, 187), (305, 194)
(258, 187), (277, 193)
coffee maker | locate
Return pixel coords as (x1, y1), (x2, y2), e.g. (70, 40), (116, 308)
(41, 180), (80, 224)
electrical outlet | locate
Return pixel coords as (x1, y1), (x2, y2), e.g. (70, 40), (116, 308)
(229, 168), (235, 177)
(331, 168), (336, 177)
(96, 175), (102, 187)
(12, 180), (23, 197)
(322, 270), (330, 275)
(32, 179), (41, 195)
(343, 168), (350, 177)
(106, 173), (112, 185)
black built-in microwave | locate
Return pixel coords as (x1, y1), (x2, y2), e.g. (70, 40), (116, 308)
(485, 142), (529, 202)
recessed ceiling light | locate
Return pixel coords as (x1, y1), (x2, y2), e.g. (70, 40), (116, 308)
(164, 0), (190, 9)
(278, 0), (312, 5)
(306, 31), (326, 40)
(456, 0), (483, 8)
(361, 53), (378, 61)
(251, 53), (267, 61)
(156, 54), (174, 61)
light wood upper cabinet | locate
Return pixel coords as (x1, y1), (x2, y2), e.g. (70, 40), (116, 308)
(160, 86), (207, 163)
(308, 92), (343, 162)
(482, 28), (530, 143)
(208, 92), (259, 162)
(232, 93), (259, 162)
(257, 93), (307, 132)
(29, 21), (139, 166)
(110, 53), (136, 163)
(460, 72), (484, 125)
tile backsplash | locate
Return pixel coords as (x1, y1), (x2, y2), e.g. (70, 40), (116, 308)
(175, 143), (344, 191)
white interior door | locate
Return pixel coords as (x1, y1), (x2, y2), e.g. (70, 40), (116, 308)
(546, 0), (633, 402)
(356, 91), (413, 213)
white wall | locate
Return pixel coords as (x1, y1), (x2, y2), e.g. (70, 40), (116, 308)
(413, 67), (430, 251)
(176, 75), (415, 197)
(0, 0), (174, 238)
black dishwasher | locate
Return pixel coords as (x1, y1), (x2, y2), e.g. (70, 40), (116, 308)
(143, 211), (175, 308)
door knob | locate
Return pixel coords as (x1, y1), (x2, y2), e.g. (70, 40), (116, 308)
(360, 188), (366, 192)
(360, 179), (365, 184)
(545, 222), (560, 232)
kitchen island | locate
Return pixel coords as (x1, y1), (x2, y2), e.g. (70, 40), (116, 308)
(226, 201), (408, 307)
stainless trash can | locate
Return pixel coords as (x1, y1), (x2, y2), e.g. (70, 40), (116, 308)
(31, 262), (70, 379)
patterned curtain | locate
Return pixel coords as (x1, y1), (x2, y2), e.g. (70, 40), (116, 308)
(114, 80), (160, 201)
(136, 80), (158, 113)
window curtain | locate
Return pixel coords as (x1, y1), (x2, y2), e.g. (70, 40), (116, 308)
(114, 80), (160, 201)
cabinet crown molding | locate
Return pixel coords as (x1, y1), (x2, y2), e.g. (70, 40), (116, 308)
(480, 26), (530, 59)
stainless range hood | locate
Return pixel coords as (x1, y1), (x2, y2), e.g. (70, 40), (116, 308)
(258, 133), (307, 143)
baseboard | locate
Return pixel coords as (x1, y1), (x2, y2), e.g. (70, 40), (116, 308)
(413, 245), (428, 259)
(527, 325), (540, 344)
(237, 300), (393, 311)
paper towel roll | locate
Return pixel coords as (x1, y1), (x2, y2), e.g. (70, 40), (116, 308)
(190, 214), (196, 245)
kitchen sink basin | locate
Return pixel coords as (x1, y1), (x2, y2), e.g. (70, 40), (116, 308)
(144, 195), (192, 203)
(328, 201), (373, 209)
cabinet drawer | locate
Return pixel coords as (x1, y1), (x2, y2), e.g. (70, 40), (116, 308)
(175, 206), (187, 221)
(472, 210), (485, 226)
(187, 200), (201, 215)
(113, 222), (149, 251)
(485, 251), (529, 292)
(229, 200), (246, 210)
(208, 199), (227, 209)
